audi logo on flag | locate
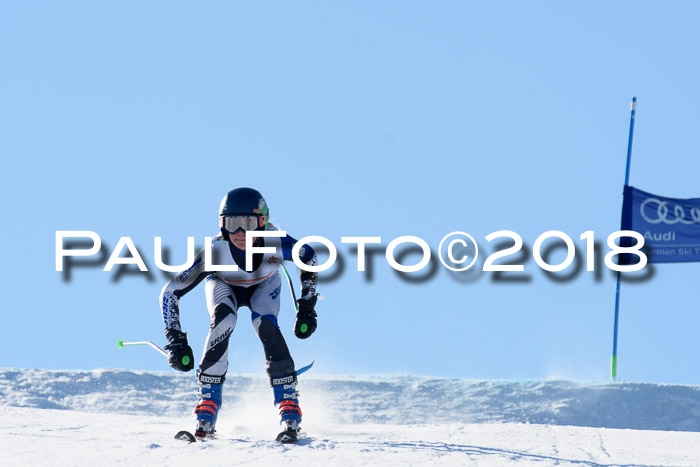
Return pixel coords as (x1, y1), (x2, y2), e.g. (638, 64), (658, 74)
(640, 198), (700, 225)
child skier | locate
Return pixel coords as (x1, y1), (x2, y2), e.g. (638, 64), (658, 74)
(159, 187), (318, 443)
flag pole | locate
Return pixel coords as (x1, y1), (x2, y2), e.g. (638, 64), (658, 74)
(612, 96), (637, 381)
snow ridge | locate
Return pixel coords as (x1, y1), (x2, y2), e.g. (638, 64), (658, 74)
(2, 368), (699, 432)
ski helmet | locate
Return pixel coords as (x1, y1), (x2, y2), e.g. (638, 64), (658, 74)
(219, 187), (269, 236)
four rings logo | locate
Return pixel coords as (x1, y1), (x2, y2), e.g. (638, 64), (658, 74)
(640, 198), (700, 225)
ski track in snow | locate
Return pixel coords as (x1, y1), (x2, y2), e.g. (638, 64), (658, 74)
(1, 368), (700, 466)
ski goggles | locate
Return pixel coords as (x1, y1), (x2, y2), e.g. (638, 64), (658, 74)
(221, 215), (265, 233)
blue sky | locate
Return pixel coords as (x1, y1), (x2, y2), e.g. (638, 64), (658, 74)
(2, 1), (699, 384)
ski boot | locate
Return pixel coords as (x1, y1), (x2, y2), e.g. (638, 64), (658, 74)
(193, 372), (224, 440)
(271, 372), (302, 443)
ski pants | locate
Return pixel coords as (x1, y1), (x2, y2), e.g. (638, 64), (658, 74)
(199, 272), (295, 380)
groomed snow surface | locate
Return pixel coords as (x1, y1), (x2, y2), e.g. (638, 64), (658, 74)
(2, 369), (700, 466)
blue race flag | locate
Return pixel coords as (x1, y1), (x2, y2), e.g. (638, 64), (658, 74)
(621, 185), (700, 263)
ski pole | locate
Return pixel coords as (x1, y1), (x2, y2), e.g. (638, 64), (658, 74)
(117, 339), (168, 357)
(280, 263), (299, 312)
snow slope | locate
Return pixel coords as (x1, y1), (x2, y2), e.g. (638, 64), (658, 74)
(2, 369), (700, 466)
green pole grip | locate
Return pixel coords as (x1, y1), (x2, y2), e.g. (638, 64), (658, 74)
(611, 355), (618, 381)
(299, 323), (308, 334)
(182, 355), (191, 366)
(117, 339), (125, 349)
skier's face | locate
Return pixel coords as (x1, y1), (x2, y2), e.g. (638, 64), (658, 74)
(229, 230), (247, 250)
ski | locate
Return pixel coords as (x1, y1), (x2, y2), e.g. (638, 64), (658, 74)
(276, 429), (298, 444)
(297, 360), (314, 375)
(175, 429), (305, 444)
(174, 430), (197, 443)
(276, 428), (307, 444)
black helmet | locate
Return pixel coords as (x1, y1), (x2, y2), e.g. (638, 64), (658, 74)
(219, 188), (269, 235)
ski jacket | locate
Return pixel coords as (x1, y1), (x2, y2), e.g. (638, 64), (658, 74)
(160, 229), (317, 331)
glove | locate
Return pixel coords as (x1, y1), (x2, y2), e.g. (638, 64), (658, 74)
(164, 329), (194, 372)
(294, 294), (318, 339)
